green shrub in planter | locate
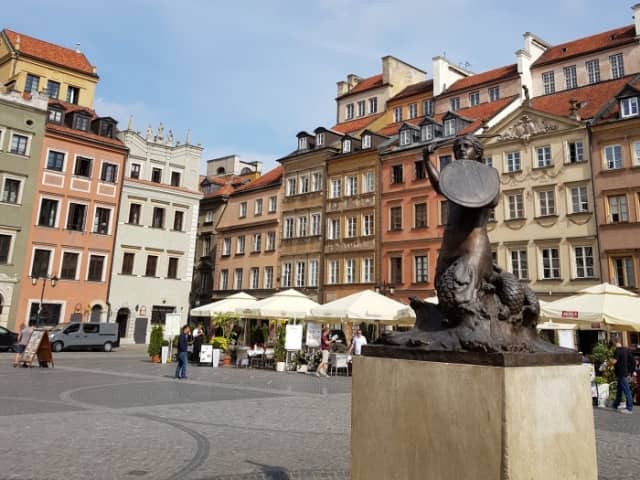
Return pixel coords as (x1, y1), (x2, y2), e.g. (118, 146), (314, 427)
(210, 336), (228, 351)
(147, 325), (164, 358)
(274, 325), (286, 363)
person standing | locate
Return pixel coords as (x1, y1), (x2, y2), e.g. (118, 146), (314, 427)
(316, 327), (333, 377)
(348, 328), (368, 356)
(175, 325), (190, 379)
(14, 323), (33, 367)
(611, 341), (634, 414)
(192, 323), (204, 363)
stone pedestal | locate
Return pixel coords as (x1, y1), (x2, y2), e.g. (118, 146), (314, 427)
(351, 348), (597, 480)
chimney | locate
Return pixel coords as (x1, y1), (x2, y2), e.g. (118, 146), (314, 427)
(75, 43), (81, 54)
(15, 35), (20, 50)
(336, 80), (349, 97)
(633, 4), (640, 37)
(432, 56), (470, 96)
(347, 74), (360, 88)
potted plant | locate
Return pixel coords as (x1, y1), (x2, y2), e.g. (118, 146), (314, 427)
(147, 325), (164, 363)
(294, 350), (309, 373)
(212, 313), (237, 366)
(274, 324), (286, 372)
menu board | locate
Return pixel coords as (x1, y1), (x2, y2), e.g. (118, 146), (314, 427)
(20, 329), (54, 367)
(285, 324), (303, 351)
(306, 323), (322, 348)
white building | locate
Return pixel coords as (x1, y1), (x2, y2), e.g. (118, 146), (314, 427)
(108, 123), (202, 343)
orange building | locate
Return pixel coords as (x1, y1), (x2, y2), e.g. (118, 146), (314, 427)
(14, 100), (127, 327)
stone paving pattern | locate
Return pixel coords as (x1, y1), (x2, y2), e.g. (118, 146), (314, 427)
(0, 346), (638, 479)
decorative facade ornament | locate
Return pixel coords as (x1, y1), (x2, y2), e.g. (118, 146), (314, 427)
(145, 125), (153, 141)
(166, 129), (174, 146)
(156, 122), (164, 142)
(498, 115), (557, 143)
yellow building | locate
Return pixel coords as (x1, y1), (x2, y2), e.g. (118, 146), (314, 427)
(0, 29), (98, 108)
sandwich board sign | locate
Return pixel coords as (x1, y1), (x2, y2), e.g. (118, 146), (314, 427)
(20, 329), (54, 368)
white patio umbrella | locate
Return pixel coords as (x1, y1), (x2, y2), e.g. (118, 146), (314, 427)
(236, 288), (320, 320)
(310, 290), (416, 324)
(190, 292), (256, 317)
(540, 283), (640, 331)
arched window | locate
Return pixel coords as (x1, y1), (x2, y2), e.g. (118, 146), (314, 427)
(90, 305), (102, 323)
(240, 167), (252, 175)
(216, 167), (226, 175)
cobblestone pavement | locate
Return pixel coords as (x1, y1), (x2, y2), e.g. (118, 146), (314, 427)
(0, 346), (638, 479)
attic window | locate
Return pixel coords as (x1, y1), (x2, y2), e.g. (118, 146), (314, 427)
(298, 136), (308, 150)
(316, 132), (325, 146)
(620, 97), (639, 118)
(73, 114), (90, 132)
(361, 135), (371, 149)
(343, 139), (352, 153)
(99, 120), (114, 138)
(422, 124), (433, 141)
(400, 130), (412, 146)
(48, 108), (63, 124)
(444, 118), (456, 137)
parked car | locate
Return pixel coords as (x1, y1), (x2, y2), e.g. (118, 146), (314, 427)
(0, 326), (18, 352)
(48, 323), (119, 352)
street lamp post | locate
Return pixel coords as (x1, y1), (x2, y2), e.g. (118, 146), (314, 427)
(31, 276), (58, 327)
(375, 281), (395, 296)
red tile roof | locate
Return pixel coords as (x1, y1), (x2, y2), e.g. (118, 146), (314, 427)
(349, 74), (384, 95)
(233, 166), (283, 194)
(530, 76), (632, 119)
(446, 64), (518, 94)
(331, 112), (384, 134)
(533, 25), (636, 68)
(389, 80), (434, 102)
(457, 96), (519, 134)
(3, 29), (97, 76)
(46, 123), (127, 149)
(204, 184), (236, 199)
(378, 117), (423, 136)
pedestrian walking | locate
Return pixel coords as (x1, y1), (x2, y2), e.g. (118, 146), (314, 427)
(611, 341), (634, 414)
(316, 327), (334, 377)
(175, 325), (190, 379)
(14, 323), (33, 367)
(347, 328), (368, 356)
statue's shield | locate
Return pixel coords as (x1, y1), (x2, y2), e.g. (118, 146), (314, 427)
(439, 160), (499, 208)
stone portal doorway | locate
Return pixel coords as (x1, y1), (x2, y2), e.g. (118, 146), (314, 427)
(116, 308), (130, 340)
(133, 317), (148, 344)
(90, 305), (102, 322)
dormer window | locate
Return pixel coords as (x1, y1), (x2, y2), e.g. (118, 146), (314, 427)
(620, 97), (639, 118)
(98, 120), (115, 138)
(298, 136), (308, 150)
(343, 139), (352, 153)
(444, 118), (456, 137)
(421, 125), (433, 141)
(73, 114), (90, 132)
(400, 130), (412, 146)
(423, 100), (433, 116)
(361, 135), (371, 149)
(48, 108), (63, 124)
(316, 132), (325, 146)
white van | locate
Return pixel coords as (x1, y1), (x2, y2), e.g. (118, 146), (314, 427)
(49, 323), (119, 352)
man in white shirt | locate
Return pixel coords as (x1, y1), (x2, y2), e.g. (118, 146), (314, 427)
(348, 328), (368, 355)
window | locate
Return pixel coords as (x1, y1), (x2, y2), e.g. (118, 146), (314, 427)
(38, 199), (58, 227)
(394, 107), (402, 123)
(612, 257), (635, 288)
(48, 108), (63, 123)
(145, 255), (158, 277)
(564, 65), (577, 89)
(610, 53), (624, 79)
(202, 235), (212, 257)
(422, 124), (433, 141)
(66, 203), (87, 231)
(46, 150), (65, 171)
(28, 302), (61, 327)
(391, 165), (403, 184)
(440, 201), (449, 225)
(363, 171), (375, 193)
(299, 175), (309, 194)
(152, 207), (165, 228)
(47, 80), (60, 99)
(604, 145), (622, 169)
(363, 214), (374, 236)
(250, 268), (259, 289)
(309, 260), (319, 287)
(170, 171), (181, 187)
(541, 247), (560, 279)
(400, 130), (411, 146)
(507, 192), (524, 219)
(574, 246), (594, 279)
(538, 190), (555, 216)
(151, 168), (162, 183)
(413, 162), (426, 183)
(506, 151), (521, 172)
(361, 133), (371, 148)
(316, 133), (325, 146)
(266, 231), (276, 250)
(101, 163), (118, 183)
(328, 260), (339, 284)
(346, 103), (354, 120)
(346, 217), (357, 238)
(567, 140), (584, 163)
(234, 269), (243, 289)
(311, 214), (321, 236)
(298, 216), (307, 237)
(222, 238), (231, 256)
(252, 233), (261, 252)
(345, 176), (358, 196)
(204, 210), (214, 224)
(255, 198), (263, 215)
(66, 86), (80, 104)
(87, 255), (105, 282)
(31, 249), (51, 277)
(414, 203), (427, 228)
(390, 257), (402, 285)
(362, 257), (373, 283)
(2, 178), (20, 204)
(167, 258), (179, 279)
(444, 119), (456, 137)
(415, 256), (428, 283)
(369, 97), (378, 114)
(510, 250), (528, 280)
(469, 91), (480, 106)
(10, 134), (28, 155)
(536, 146), (552, 167)
(390, 206), (402, 231)
(298, 136), (307, 150)
(264, 267), (274, 289)
(439, 155), (451, 170)
(608, 195), (628, 223)
(634, 141), (640, 165)
(311, 172), (322, 191)
(25, 74), (39, 93)
(542, 71), (555, 94)
(0, 235), (11, 263)
(284, 218), (294, 239)
(220, 270), (229, 290)
(488, 86), (500, 102)
(93, 207), (111, 234)
(130, 163), (141, 179)
(450, 97), (460, 111)
(282, 263), (292, 287)
(296, 262), (306, 287)
(286, 177), (297, 196)
(54, 251), (78, 280)
(409, 103), (418, 119)
(239, 202), (247, 218)
(236, 236), (245, 255)
(357, 100), (366, 117)
(73, 156), (92, 177)
(328, 218), (340, 240)
(330, 178), (341, 198)
(268, 196), (277, 212)
(342, 139), (351, 153)
(570, 185), (589, 213)
(620, 97), (639, 118)
(73, 115), (89, 131)
(173, 211), (184, 231)
(128, 204), (141, 225)
(424, 99), (434, 116)
(345, 259), (355, 284)
(586, 59), (600, 84)
(121, 252), (134, 275)
(483, 157), (493, 167)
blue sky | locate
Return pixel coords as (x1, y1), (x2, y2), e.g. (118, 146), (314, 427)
(3, 0), (633, 172)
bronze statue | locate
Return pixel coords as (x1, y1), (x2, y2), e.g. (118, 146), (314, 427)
(383, 134), (555, 353)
